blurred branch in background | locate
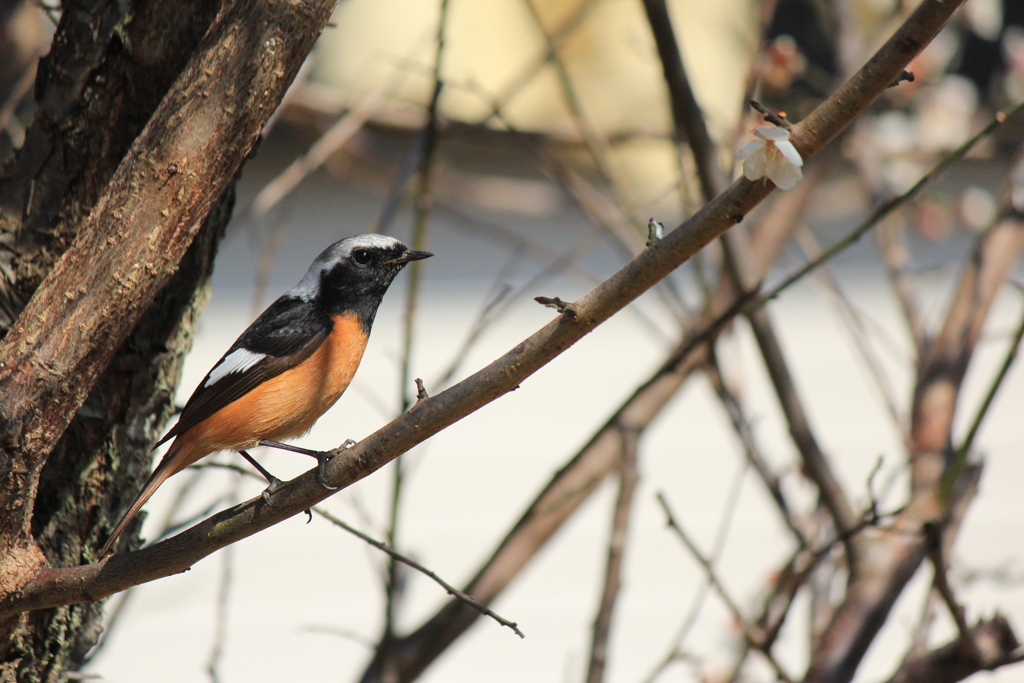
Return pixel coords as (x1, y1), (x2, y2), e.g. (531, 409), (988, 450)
(385, 0), (451, 671)
(584, 428), (638, 683)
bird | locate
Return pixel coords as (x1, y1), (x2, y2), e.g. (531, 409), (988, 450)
(100, 233), (432, 556)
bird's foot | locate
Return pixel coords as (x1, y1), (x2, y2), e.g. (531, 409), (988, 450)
(257, 438), (355, 491)
(317, 439), (356, 491)
(316, 454), (337, 491)
(260, 476), (285, 507)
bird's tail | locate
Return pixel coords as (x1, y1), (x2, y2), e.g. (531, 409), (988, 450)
(100, 438), (194, 557)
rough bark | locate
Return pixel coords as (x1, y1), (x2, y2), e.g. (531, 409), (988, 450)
(0, 2), (226, 679)
(0, 0), (336, 679)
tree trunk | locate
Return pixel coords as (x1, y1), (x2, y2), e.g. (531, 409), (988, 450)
(0, 1), (227, 679)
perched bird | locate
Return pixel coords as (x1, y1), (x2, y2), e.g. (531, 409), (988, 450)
(101, 234), (432, 556)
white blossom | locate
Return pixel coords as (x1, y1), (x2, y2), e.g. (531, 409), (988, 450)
(737, 125), (804, 190)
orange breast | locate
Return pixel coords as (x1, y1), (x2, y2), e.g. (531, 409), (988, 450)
(170, 312), (369, 472)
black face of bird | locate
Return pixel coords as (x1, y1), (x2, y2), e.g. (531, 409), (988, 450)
(324, 242), (430, 294)
(310, 235), (433, 320)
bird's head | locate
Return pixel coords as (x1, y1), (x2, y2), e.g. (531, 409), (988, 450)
(291, 234), (432, 323)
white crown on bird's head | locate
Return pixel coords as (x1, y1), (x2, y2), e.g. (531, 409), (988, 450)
(292, 234), (408, 300)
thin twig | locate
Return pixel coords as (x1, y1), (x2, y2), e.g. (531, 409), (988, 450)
(510, 5), (695, 319)
(301, 624), (375, 649)
(542, 155), (690, 322)
(909, 587), (940, 658)
(477, 0), (605, 128)
(471, 71), (696, 321)
(793, 225), (909, 439)
(746, 253), (861, 543)
(727, 497), (912, 683)
(520, 0), (638, 223)
(641, 460), (751, 683)
(247, 86), (388, 222)
(942, 286), (1024, 499)
(251, 209), (289, 316)
(190, 462), (524, 637)
(586, 429), (639, 683)
(722, 201), (859, 554)
(388, 0), (450, 651)
(924, 523), (981, 661)
(207, 480), (241, 683)
(640, 0), (729, 199)
(877, 218), (925, 348)
(436, 199), (605, 286)
(702, 355), (806, 545)
(656, 492), (793, 683)
(462, 77), (690, 323)
(427, 226), (657, 392)
(750, 100), (792, 130)
(534, 296), (578, 317)
(315, 507), (524, 638)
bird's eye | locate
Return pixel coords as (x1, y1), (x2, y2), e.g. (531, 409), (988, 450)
(352, 249), (372, 265)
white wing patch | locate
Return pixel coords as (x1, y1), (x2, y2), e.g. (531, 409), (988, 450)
(204, 348), (267, 387)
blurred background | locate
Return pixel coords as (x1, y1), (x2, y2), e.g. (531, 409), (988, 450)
(5, 0), (1024, 681)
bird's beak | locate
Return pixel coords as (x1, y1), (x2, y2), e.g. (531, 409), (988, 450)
(392, 250), (433, 264)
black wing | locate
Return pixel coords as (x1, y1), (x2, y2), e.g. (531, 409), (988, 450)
(157, 296), (332, 446)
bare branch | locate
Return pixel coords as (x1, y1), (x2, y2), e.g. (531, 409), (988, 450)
(794, 226), (909, 439)
(923, 523), (979, 661)
(314, 508), (524, 639)
(944, 286), (1024, 496)
(882, 616), (1020, 683)
(702, 357), (806, 544)
(585, 430), (639, 683)
(877, 219), (926, 348)
(656, 492), (793, 683)
(381, 0), (452, 660)
(247, 88), (386, 223)
(640, 0), (729, 199)
(477, 0), (605, 129)
(642, 459), (752, 683)
(520, 0), (639, 224)
(206, 482), (241, 683)
(747, 261), (861, 538)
